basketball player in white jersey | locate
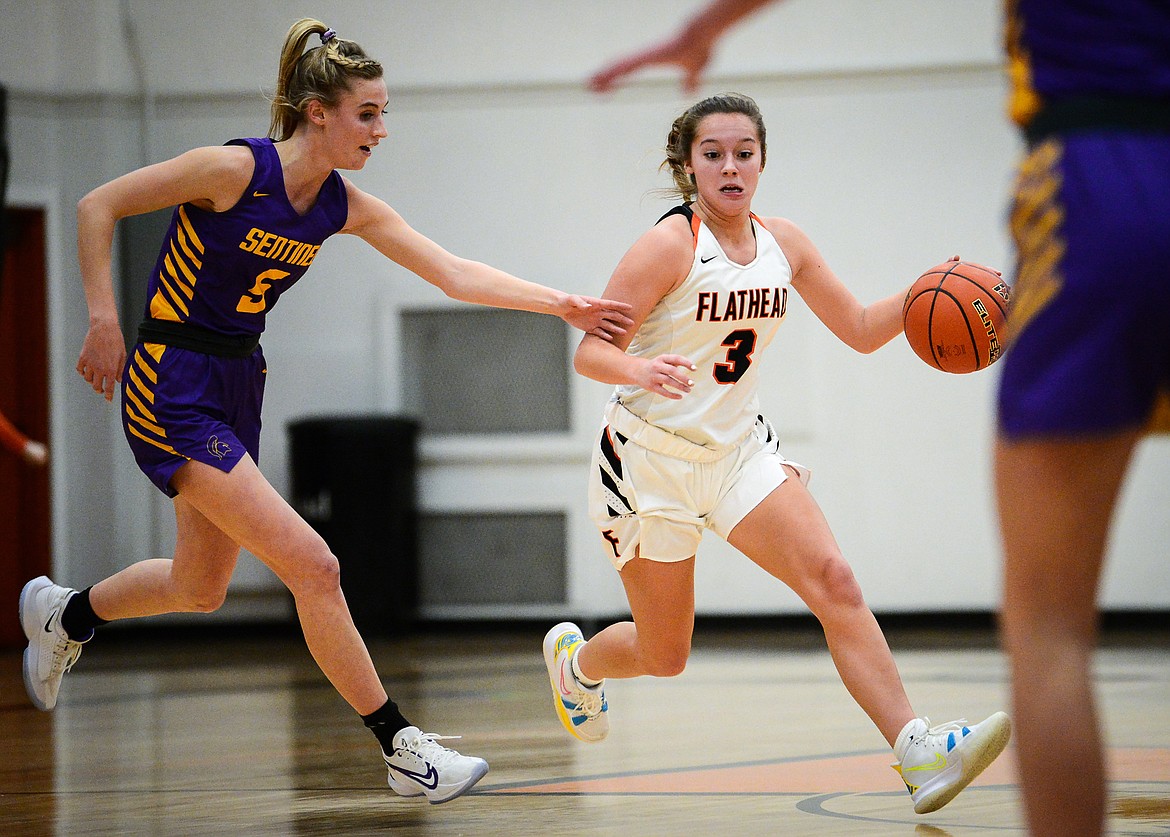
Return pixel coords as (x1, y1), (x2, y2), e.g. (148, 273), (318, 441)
(542, 93), (1011, 815)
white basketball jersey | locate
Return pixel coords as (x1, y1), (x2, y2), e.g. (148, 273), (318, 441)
(613, 206), (793, 451)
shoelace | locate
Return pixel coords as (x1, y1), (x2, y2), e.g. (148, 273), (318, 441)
(50, 634), (84, 677)
(569, 688), (604, 718)
(403, 732), (466, 769)
(918, 718), (970, 744)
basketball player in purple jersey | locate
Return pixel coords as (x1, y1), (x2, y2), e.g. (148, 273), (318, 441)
(997, 2), (1170, 834)
(18, 18), (631, 804)
(589, 1), (1170, 833)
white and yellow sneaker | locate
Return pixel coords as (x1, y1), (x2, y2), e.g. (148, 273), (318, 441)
(892, 712), (1012, 814)
(542, 622), (609, 743)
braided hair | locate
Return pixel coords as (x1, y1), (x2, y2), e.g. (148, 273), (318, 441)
(268, 18), (384, 142)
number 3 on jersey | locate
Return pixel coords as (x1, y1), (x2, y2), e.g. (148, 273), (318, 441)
(714, 328), (758, 384)
(236, 268), (291, 314)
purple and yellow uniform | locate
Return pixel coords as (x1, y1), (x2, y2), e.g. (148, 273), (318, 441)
(998, 0), (1170, 436)
(121, 137), (348, 495)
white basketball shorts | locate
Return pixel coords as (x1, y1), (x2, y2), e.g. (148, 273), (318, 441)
(587, 411), (810, 570)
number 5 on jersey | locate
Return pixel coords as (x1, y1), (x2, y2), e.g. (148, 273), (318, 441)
(236, 268), (291, 314)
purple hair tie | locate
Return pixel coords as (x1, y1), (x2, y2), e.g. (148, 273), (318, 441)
(321, 28), (336, 45)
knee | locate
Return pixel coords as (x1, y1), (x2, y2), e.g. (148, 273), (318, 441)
(642, 643), (690, 678)
(808, 554), (867, 614)
(1001, 601), (1096, 653)
(173, 583), (229, 614)
(286, 544), (342, 600)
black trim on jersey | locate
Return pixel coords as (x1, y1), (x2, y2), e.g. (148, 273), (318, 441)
(137, 318), (260, 358)
(656, 204), (694, 225)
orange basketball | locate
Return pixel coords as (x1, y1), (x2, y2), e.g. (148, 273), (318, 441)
(902, 260), (1010, 374)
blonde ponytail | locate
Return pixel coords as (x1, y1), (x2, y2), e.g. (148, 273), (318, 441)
(268, 18), (383, 141)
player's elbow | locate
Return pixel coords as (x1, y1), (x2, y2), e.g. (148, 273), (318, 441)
(442, 260), (506, 308)
(573, 341), (596, 377)
(77, 188), (123, 234)
(76, 190), (102, 223)
(573, 339), (610, 382)
(432, 267), (466, 302)
(848, 322), (898, 355)
(836, 329), (879, 355)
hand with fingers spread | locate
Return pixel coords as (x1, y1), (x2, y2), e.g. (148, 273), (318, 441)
(589, 33), (716, 95)
(558, 295), (635, 341)
(588, 0), (776, 94)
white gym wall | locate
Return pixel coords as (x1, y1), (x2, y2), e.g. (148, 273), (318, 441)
(2, 0), (1166, 621)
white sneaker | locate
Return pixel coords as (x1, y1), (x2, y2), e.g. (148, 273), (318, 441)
(19, 576), (88, 711)
(892, 712), (1012, 814)
(542, 621), (609, 743)
(384, 726), (489, 804)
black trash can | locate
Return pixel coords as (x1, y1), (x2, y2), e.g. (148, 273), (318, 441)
(287, 416), (421, 637)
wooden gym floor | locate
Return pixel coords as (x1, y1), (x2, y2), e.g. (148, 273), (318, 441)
(2, 618), (1169, 836)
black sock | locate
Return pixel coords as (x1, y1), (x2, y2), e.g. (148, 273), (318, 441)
(361, 698), (411, 754)
(60, 587), (108, 641)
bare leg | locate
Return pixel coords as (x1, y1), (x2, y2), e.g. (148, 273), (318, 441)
(89, 494), (241, 618)
(727, 475), (914, 746)
(576, 554), (697, 680)
(579, 474), (914, 745)
(997, 431), (1139, 837)
(93, 456), (388, 715)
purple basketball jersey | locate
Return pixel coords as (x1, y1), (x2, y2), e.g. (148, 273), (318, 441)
(1006, 0), (1170, 127)
(999, 4), (1170, 437)
(142, 137), (348, 337)
(123, 138), (348, 495)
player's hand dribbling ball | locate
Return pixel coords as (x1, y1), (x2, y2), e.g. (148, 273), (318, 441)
(902, 260), (1010, 374)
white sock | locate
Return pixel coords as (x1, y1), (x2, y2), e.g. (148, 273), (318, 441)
(571, 647), (603, 687)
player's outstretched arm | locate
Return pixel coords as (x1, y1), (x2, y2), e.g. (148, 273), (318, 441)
(342, 182), (632, 340)
(589, 0), (778, 93)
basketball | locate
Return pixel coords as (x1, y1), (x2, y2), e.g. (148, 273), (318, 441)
(902, 260), (1010, 374)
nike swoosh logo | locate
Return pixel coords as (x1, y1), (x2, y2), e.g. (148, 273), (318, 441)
(44, 607), (60, 634)
(390, 761), (439, 790)
(252, 191), (269, 198)
(558, 659), (574, 696)
(906, 752), (947, 772)
(700, 255), (717, 263)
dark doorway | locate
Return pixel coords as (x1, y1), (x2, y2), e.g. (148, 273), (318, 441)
(1, 207), (51, 648)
